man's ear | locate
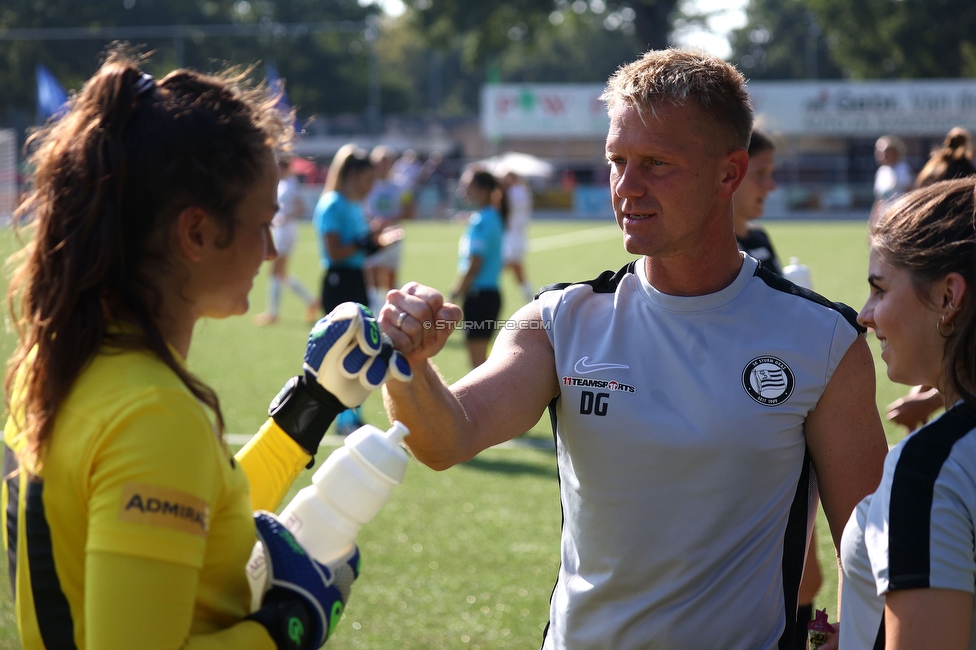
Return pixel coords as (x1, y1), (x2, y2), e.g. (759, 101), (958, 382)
(174, 206), (212, 263)
(717, 148), (750, 199)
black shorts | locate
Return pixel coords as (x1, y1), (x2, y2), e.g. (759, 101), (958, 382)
(462, 288), (501, 341)
(321, 267), (368, 314)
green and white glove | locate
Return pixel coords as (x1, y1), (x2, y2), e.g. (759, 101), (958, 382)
(246, 511), (360, 649)
(303, 302), (412, 406)
(269, 303), (412, 457)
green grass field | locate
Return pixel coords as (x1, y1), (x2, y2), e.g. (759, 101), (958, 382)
(0, 218), (907, 648)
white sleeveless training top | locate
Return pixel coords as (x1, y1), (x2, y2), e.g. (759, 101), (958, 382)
(536, 254), (861, 650)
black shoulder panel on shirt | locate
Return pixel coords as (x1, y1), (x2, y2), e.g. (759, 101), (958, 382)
(536, 260), (638, 298)
(753, 264), (866, 334)
(887, 403), (976, 591)
(777, 449), (813, 650)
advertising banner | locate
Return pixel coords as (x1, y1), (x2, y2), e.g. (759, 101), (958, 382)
(481, 84), (608, 139)
(748, 79), (976, 137)
(481, 80), (976, 139)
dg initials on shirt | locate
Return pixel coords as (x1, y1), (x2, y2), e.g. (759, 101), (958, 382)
(579, 391), (610, 416)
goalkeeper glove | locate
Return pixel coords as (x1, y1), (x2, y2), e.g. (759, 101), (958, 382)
(269, 303), (412, 456)
(247, 512), (360, 649)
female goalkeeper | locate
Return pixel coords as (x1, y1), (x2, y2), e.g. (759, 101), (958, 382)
(2, 50), (409, 650)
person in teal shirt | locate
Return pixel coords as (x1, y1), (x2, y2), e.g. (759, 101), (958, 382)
(312, 144), (376, 311)
(449, 169), (507, 368)
(312, 144), (376, 434)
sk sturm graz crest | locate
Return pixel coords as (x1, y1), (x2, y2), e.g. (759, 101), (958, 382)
(742, 356), (795, 406)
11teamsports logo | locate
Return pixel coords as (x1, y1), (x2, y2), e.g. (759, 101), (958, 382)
(742, 356), (795, 406)
(561, 376), (637, 393)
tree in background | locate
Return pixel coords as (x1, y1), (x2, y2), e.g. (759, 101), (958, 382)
(0, 0), (658, 124)
(376, 5), (645, 119)
(806, 0), (976, 78)
(498, 9), (644, 84)
(728, 0), (841, 80)
(15, 0), (976, 126)
(731, 0), (976, 80)
(407, 0), (671, 72)
(0, 0), (377, 123)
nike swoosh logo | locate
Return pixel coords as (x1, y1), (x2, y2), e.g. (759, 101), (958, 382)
(574, 356), (630, 374)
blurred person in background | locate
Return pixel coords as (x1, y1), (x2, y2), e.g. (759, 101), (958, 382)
(390, 148), (422, 190)
(733, 129), (782, 276)
(364, 145), (414, 315)
(418, 150), (447, 195)
(254, 155), (319, 326)
(501, 170), (535, 303)
(916, 126), (976, 188)
(870, 135), (914, 228)
(883, 128), (976, 434)
(450, 169), (506, 368)
(839, 176), (976, 650)
(313, 144), (378, 435)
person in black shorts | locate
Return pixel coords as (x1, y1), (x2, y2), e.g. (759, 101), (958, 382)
(449, 170), (507, 368)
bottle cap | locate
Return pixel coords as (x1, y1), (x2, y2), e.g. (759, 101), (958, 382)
(345, 421), (410, 483)
(385, 421), (410, 444)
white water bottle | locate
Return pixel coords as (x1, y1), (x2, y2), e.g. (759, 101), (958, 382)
(782, 256), (813, 290)
(246, 421), (411, 611)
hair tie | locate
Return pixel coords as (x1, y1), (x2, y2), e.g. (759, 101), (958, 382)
(134, 72), (155, 97)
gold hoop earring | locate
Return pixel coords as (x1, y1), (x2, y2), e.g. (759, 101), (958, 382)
(938, 314), (956, 338)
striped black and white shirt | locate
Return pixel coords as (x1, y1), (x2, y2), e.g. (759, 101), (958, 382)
(841, 402), (976, 650)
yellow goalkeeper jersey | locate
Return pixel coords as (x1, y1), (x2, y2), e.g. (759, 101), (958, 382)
(2, 345), (311, 649)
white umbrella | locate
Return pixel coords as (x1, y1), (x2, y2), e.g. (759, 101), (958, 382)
(475, 151), (555, 179)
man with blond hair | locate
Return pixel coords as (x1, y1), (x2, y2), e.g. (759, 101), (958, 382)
(379, 49), (887, 649)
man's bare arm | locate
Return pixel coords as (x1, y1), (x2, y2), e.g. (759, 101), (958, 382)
(806, 335), (887, 549)
(805, 335), (888, 614)
(380, 290), (559, 471)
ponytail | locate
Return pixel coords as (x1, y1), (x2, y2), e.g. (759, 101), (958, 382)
(917, 128), (976, 188)
(6, 46), (291, 470)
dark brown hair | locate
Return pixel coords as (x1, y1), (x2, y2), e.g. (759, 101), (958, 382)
(468, 169), (510, 226)
(6, 47), (291, 469)
(872, 177), (976, 408)
(747, 129), (775, 157)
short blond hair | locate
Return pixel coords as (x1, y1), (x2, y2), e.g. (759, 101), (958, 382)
(601, 48), (753, 151)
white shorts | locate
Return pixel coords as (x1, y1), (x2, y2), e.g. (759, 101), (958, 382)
(271, 221), (298, 256)
(364, 239), (403, 269)
(503, 230), (527, 263)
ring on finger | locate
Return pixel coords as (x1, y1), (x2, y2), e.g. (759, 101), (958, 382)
(396, 311), (408, 329)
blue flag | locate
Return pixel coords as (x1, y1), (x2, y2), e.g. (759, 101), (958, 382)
(36, 64), (68, 121)
(265, 63), (299, 131)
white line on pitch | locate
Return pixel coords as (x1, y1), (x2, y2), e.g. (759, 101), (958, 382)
(527, 225), (620, 252)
